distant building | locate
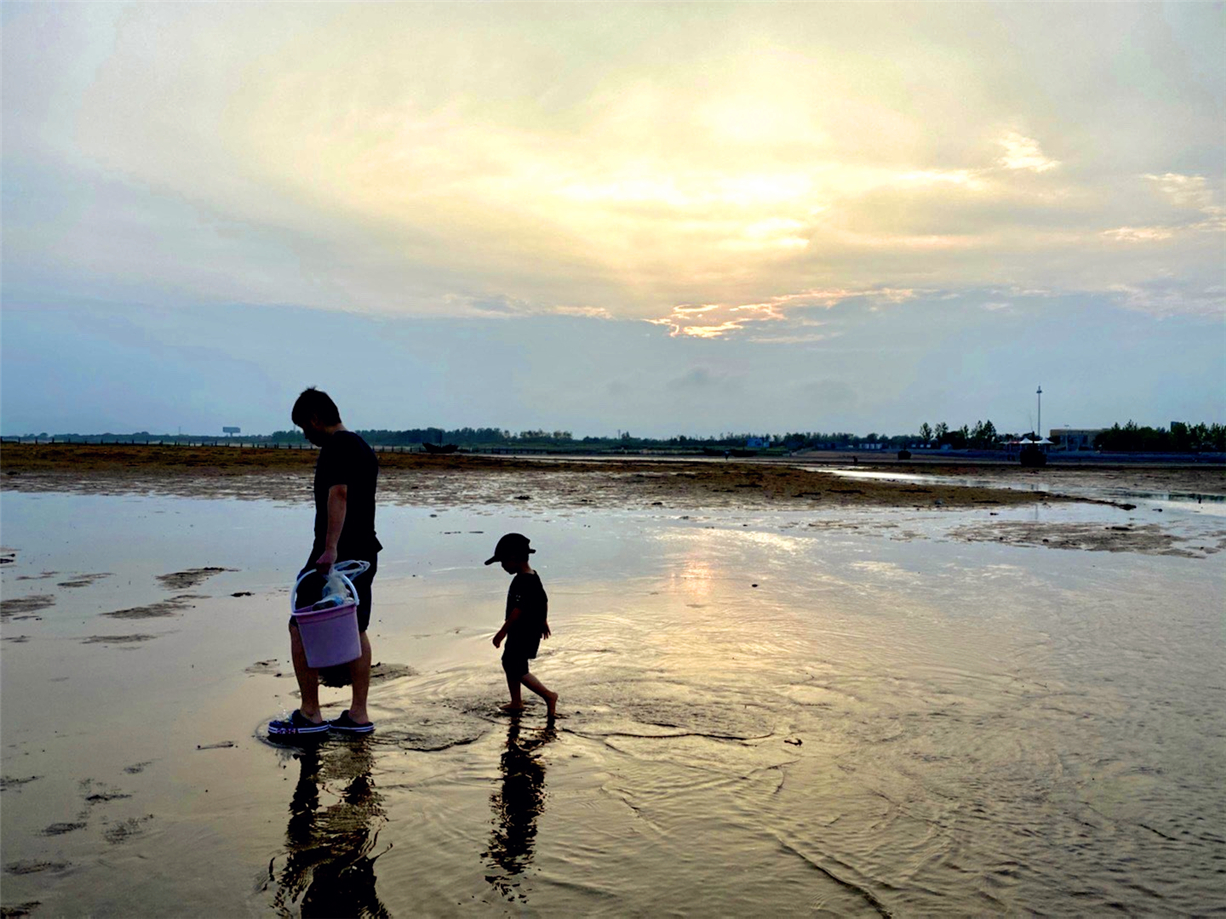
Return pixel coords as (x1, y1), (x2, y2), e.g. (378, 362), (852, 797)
(745, 437), (770, 449)
(1050, 428), (1102, 451)
(223, 426), (241, 436)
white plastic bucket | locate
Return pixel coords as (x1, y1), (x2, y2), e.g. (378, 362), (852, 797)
(291, 562), (369, 669)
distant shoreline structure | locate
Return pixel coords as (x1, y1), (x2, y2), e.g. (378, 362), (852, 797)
(1, 437), (1222, 468)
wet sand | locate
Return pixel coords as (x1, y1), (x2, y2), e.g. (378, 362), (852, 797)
(2, 465), (1225, 916)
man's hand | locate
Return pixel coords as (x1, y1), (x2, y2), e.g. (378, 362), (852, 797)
(542, 622), (551, 640)
(493, 630), (505, 649)
(314, 546), (338, 574)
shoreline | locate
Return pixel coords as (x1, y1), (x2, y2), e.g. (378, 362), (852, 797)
(7, 442), (1220, 511)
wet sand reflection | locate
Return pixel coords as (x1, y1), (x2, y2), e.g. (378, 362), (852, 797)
(483, 716), (556, 902)
(273, 740), (390, 918)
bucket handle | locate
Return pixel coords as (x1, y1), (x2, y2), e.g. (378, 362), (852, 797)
(291, 559), (370, 612)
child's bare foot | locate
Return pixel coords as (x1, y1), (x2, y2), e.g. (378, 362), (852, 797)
(499, 702), (526, 713)
(543, 690), (559, 720)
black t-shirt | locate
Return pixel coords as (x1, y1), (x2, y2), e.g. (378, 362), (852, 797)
(504, 571), (548, 659)
(311, 430), (381, 562)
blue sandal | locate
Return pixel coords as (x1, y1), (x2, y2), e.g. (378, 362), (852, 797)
(268, 710), (330, 737)
(329, 710), (375, 734)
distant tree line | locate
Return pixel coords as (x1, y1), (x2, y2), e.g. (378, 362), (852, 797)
(1094, 421), (1225, 453)
(10, 420), (1225, 454)
(916, 420), (1003, 449)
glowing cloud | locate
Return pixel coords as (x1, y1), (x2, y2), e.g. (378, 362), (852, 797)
(1144, 173), (1213, 209)
(648, 287), (918, 338)
(2, 2), (1221, 328)
(997, 132), (1060, 172)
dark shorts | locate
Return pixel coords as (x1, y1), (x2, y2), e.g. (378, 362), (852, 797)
(290, 557), (378, 633)
(501, 655), (530, 679)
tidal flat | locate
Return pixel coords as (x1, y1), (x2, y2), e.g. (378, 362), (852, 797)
(1, 467), (1224, 917)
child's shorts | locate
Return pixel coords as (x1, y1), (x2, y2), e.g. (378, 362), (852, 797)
(501, 655), (530, 679)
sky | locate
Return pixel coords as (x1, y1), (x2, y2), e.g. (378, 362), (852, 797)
(2, 2), (1223, 437)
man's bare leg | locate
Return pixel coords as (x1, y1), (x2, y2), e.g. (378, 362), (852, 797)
(348, 633), (373, 725)
(289, 623), (324, 723)
(521, 672), (558, 719)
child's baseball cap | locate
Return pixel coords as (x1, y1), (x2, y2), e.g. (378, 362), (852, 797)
(484, 533), (535, 565)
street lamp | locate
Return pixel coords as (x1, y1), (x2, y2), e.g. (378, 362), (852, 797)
(1036, 385), (1042, 440)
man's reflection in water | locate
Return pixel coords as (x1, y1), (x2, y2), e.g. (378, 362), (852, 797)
(484, 716), (557, 900)
(272, 739), (391, 918)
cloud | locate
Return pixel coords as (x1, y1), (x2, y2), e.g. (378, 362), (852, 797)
(1103, 227), (1176, 242)
(1144, 173), (1214, 209)
(553, 305), (613, 319)
(2, 2), (1222, 330)
(795, 379), (859, 414)
(1108, 280), (1225, 318)
(646, 287), (916, 339)
(997, 132), (1060, 172)
(667, 367), (721, 391)
(1101, 173), (1223, 244)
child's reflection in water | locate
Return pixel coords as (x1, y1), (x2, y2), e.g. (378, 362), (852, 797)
(484, 716), (557, 901)
(273, 740), (390, 918)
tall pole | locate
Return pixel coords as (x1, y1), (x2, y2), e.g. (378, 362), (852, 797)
(1036, 385), (1042, 439)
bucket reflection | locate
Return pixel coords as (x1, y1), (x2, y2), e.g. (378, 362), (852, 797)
(272, 740), (390, 918)
(483, 717), (556, 901)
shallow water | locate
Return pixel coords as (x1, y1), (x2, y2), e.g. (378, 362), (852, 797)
(2, 491), (1224, 916)
(825, 466), (1226, 514)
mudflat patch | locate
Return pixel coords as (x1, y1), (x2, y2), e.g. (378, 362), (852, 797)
(0, 776), (40, 791)
(1, 900), (42, 917)
(156, 567), (233, 590)
(4, 860), (70, 876)
(56, 573), (112, 588)
(81, 634), (159, 645)
(42, 822), (87, 836)
(0, 595), (54, 621)
(370, 662), (417, 685)
(103, 816), (152, 845)
(101, 596), (196, 619)
(951, 520), (1226, 557)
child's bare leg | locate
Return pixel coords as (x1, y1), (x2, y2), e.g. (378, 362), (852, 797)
(501, 668), (525, 712)
(521, 672), (558, 719)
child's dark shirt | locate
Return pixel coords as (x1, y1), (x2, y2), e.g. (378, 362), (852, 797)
(504, 571), (548, 660)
